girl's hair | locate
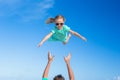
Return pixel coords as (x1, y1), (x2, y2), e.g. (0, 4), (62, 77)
(46, 15), (65, 24)
(53, 74), (65, 80)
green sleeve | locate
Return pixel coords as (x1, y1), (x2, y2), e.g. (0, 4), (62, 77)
(42, 78), (48, 80)
(51, 27), (56, 33)
(64, 25), (70, 31)
(51, 29), (55, 33)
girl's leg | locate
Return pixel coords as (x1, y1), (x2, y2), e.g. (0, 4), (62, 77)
(63, 34), (71, 45)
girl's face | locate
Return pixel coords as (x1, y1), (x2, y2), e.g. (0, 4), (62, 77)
(55, 18), (64, 30)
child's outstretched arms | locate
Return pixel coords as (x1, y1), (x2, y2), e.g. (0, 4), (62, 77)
(42, 51), (54, 78)
(69, 30), (87, 41)
(64, 53), (74, 80)
(38, 32), (53, 47)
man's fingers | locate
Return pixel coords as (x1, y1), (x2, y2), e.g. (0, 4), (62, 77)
(68, 53), (71, 57)
(48, 51), (55, 58)
(48, 51), (50, 57)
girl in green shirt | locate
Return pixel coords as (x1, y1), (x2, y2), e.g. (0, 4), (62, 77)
(38, 15), (87, 47)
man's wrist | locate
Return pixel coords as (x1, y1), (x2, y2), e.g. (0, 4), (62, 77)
(66, 61), (70, 65)
(48, 60), (52, 63)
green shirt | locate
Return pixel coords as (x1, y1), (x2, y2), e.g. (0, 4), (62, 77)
(42, 78), (48, 80)
(49, 25), (70, 42)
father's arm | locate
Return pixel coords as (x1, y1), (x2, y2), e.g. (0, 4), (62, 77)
(64, 54), (74, 80)
(43, 52), (54, 79)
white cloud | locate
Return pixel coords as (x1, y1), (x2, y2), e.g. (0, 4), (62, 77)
(116, 76), (120, 80)
(0, 0), (54, 21)
(106, 76), (120, 80)
(113, 76), (120, 80)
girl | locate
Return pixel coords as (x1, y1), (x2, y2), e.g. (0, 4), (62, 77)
(38, 15), (87, 47)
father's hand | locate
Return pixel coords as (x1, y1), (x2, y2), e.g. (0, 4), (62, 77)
(64, 53), (71, 64)
(48, 51), (54, 62)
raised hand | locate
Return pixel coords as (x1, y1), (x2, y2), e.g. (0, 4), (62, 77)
(64, 53), (71, 64)
(42, 51), (54, 78)
(48, 51), (54, 62)
(64, 53), (74, 80)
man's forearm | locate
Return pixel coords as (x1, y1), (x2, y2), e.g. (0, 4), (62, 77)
(66, 62), (74, 80)
(43, 61), (52, 78)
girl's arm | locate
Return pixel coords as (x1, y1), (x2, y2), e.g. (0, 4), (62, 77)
(38, 32), (53, 47)
(69, 30), (87, 41)
(43, 52), (54, 78)
(64, 54), (74, 80)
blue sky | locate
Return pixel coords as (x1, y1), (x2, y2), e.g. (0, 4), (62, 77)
(0, 0), (120, 80)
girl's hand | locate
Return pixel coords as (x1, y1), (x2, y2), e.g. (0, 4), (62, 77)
(82, 37), (87, 42)
(48, 51), (54, 62)
(64, 53), (71, 64)
(37, 43), (43, 47)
